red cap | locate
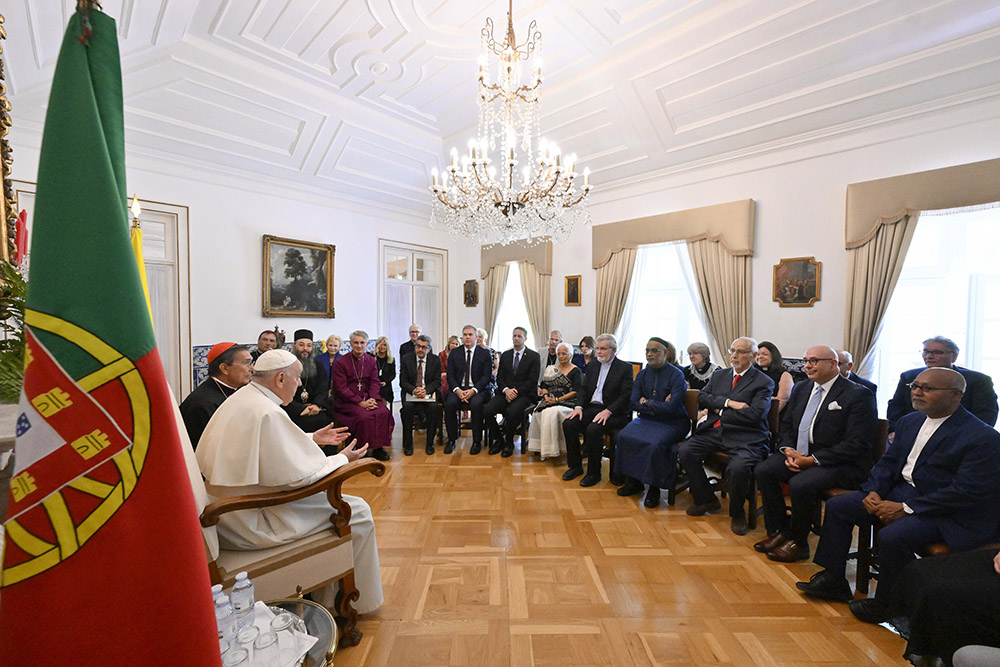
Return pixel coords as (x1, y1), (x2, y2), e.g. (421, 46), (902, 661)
(207, 342), (238, 365)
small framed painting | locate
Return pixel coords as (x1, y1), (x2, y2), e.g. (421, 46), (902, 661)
(773, 256), (821, 307)
(565, 275), (581, 307)
(262, 235), (335, 317)
(463, 279), (479, 307)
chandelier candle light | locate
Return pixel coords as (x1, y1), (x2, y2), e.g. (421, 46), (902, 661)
(430, 0), (592, 247)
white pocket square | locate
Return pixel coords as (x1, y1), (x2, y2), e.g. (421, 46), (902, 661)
(827, 401), (842, 411)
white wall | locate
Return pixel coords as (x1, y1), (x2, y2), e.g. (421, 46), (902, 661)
(10, 141), (482, 351)
(549, 107), (1000, 359)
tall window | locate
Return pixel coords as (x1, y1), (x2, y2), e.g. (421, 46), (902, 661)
(872, 205), (1000, 414)
(490, 262), (535, 350)
(616, 243), (708, 364)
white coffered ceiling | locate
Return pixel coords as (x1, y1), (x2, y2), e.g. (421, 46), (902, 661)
(3, 0), (1000, 221)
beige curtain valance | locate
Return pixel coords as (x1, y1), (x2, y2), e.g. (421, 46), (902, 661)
(845, 158), (1000, 248)
(480, 240), (552, 279)
(591, 199), (755, 269)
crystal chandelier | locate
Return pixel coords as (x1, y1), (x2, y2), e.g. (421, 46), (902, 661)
(429, 1), (592, 247)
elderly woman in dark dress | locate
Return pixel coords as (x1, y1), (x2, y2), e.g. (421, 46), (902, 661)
(683, 342), (718, 390)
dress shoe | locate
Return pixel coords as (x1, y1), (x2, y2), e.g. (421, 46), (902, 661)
(425, 444), (435, 455)
(849, 598), (889, 624)
(562, 467), (584, 481)
(444, 440), (456, 454)
(795, 570), (853, 603)
(609, 472), (625, 486)
(617, 480), (644, 497)
(501, 444), (514, 458)
(403, 445), (413, 456)
(469, 441), (482, 455)
(730, 514), (749, 536)
(488, 441), (503, 455)
(643, 487), (661, 508)
(371, 448), (390, 461)
(766, 539), (810, 563)
(685, 496), (722, 516)
(754, 533), (788, 554)
(579, 472), (601, 487)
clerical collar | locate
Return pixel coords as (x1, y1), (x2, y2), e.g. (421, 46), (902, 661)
(600, 357), (613, 367)
(213, 377), (239, 391)
(250, 381), (282, 405)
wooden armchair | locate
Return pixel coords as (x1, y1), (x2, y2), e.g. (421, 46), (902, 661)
(199, 459), (386, 648)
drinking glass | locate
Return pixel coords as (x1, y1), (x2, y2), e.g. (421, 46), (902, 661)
(235, 625), (260, 662)
(222, 647), (249, 666)
(270, 612), (298, 664)
(253, 631), (278, 666)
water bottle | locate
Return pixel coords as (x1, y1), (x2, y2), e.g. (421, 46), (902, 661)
(215, 594), (237, 642)
(211, 584), (224, 600)
(230, 571), (256, 630)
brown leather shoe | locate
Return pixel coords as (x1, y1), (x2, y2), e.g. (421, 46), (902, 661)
(753, 533), (788, 554)
(766, 539), (810, 563)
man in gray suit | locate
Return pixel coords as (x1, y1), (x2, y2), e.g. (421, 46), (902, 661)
(678, 337), (774, 535)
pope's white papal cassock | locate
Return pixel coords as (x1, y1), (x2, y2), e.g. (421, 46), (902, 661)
(196, 381), (383, 614)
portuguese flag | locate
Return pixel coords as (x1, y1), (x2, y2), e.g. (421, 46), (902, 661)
(0, 8), (221, 665)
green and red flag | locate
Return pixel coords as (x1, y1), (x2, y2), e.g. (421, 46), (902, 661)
(0, 8), (220, 664)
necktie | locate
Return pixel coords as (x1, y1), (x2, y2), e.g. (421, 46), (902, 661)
(731, 373), (741, 390)
(417, 358), (424, 388)
(513, 351), (520, 372)
(797, 386), (824, 454)
(465, 349), (472, 387)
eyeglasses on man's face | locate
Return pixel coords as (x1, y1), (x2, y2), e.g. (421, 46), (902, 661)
(908, 381), (955, 393)
(728, 348), (751, 355)
(803, 357), (836, 366)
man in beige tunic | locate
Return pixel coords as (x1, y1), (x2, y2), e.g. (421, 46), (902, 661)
(197, 349), (383, 614)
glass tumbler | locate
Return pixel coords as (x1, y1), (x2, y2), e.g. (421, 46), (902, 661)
(221, 647), (249, 666)
(269, 612), (298, 664)
(253, 631), (278, 666)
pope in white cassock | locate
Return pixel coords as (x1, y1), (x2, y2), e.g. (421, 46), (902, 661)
(196, 348), (383, 614)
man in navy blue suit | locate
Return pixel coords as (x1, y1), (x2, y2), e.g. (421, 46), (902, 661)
(678, 337), (774, 535)
(444, 324), (493, 454)
(484, 327), (540, 457)
(796, 367), (1000, 623)
(886, 336), (997, 434)
(836, 349), (877, 396)
(754, 346), (878, 562)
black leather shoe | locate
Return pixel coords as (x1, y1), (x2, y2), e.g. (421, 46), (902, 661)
(469, 441), (482, 455)
(730, 514), (749, 536)
(796, 570), (853, 603)
(372, 448), (390, 461)
(562, 467), (584, 481)
(488, 441), (503, 455)
(754, 533), (788, 554)
(685, 497), (722, 516)
(617, 480), (644, 497)
(609, 472), (625, 486)
(766, 539), (810, 562)
(849, 598), (888, 624)
(501, 444), (514, 458)
(425, 444), (435, 455)
(403, 445), (414, 456)
(579, 472), (601, 487)
(643, 487), (661, 508)
(444, 440), (456, 454)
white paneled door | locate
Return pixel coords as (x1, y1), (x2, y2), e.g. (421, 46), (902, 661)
(378, 240), (447, 358)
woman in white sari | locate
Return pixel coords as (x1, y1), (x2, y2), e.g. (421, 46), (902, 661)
(527, 342), (583, 459)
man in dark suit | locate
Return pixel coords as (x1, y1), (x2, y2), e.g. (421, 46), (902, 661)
(484, 327), (540, 457)
(399, 323), (431, 360)
(678, 337), (774, 535)
(444, 325), (493, 454)
(796, 367), (1000, 624)
(562, 333), (634, 487)
(836, 349), (877, 395)
(886, 336), (997, 433)
(399, 334), (442, 456)
(754, 346), (878, 562)
(250, 329), (278, 361)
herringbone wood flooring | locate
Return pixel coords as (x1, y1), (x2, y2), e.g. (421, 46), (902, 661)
(337, 426), (906, 666)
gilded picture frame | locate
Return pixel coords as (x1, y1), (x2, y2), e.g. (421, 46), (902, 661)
(463, 279), (479, 307)
(262, 235), (335, 318)
(773, 256), (821, 307)
(565, 274), (581, 306)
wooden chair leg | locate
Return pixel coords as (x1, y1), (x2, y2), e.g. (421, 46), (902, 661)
(334, 572), (362, 648)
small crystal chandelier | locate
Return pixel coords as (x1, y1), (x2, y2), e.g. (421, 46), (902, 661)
(430, 0), (592, 247)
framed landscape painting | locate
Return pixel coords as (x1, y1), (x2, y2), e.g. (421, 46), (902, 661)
(262, 235), (335, 317)
(773, 256), (821, 307)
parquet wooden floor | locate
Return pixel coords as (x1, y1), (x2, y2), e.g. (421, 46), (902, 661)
(337, 426), (907, 666)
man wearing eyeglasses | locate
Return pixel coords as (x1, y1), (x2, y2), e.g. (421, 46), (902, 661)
(796, 367), (1000, 625)
(836, 350), (877, 396)
(180, 342), (254, 449)
(753, 346), (877, 562)
(678, 337), (774, 535)
(886, 336), (997, 435)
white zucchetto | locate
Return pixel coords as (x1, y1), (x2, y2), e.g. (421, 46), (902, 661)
(253, 348), (297, 371)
